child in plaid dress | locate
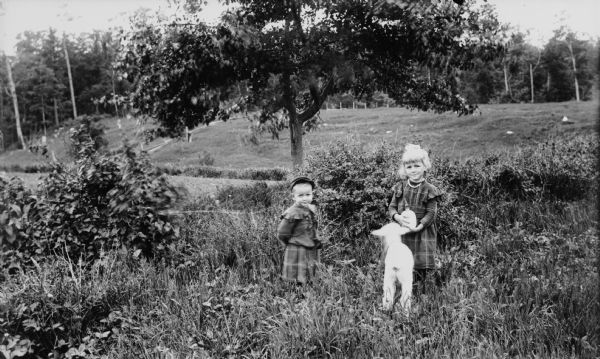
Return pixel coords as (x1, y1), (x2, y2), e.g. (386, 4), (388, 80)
(388, 144), (442, 291)
(277, 176), (321, 284)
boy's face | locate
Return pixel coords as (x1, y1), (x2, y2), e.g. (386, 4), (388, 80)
(292, 183), (313, 205)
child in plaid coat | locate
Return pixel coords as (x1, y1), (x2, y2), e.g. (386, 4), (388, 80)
(388, 144), (442, 291)
(277, 176), (321, 284)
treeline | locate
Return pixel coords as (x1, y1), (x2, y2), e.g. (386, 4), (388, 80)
(327, 29), (598, 108)
(0, 25), (597, 151)
(0, 28), (131, 150)
(458, 29), (598, 104)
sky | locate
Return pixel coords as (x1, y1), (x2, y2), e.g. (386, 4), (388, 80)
(0, 0), (599, 55)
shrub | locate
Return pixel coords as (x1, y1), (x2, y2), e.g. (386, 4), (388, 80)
(1, 138), (184, 271)
(303, 140), (401, 241)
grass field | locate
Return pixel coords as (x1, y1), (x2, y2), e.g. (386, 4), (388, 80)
(0, 100), (597, 172)
(2, 99), (598, 358)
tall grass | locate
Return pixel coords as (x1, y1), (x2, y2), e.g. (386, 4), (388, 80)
(2, 133), (598, 358)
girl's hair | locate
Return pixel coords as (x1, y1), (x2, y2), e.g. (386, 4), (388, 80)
(398, 144), (432, 178)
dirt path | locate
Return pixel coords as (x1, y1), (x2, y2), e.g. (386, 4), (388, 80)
(1, 172), (282, 198)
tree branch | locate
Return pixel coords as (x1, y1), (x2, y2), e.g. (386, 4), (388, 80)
(298, 76), (334, 123)
(290, 1), (307, 45)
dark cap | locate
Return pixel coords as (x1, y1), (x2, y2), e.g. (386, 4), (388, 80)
(290, 176), (315, 190)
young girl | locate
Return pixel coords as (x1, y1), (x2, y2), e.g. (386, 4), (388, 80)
(388, 144), (442, 292)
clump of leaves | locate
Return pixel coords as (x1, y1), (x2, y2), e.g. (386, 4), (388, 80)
(67, 115), (108, 160)
(0, 177), (38, 274)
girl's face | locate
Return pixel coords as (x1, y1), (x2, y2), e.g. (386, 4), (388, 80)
(404, 160), (425, 182)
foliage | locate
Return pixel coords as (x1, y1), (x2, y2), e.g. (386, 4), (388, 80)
(303, 140), (401, 240)
(302, 133), (597, 249)
(1, 28), (131, 150)
(157, 164), (289, 181)
(0, 133), (183, 271)
(119, 16), (238, 137)
(0, 177), (38, 273)
(1, 131), (598, 358)
(122, 0), (504, 166)
(66, 115), (109, 160)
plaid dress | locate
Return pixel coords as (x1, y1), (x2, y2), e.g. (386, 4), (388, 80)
(388, 180), (441, 269)
(277, 204), (320, 283)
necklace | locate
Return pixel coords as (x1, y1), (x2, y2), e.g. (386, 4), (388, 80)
(407, 179), (424, 188)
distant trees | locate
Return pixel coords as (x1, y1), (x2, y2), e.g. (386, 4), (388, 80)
(0, 28), (130, 150)
(0, 3), (597, 158)
(459, 27), (597, 104)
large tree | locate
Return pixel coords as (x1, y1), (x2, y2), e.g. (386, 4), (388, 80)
(123, 0), (502, 167)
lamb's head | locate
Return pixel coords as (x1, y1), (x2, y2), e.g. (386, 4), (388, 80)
(371, 222), (407, 248)
(371, 222), (401, 237)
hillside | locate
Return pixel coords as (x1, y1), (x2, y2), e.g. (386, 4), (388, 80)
(0, 100), (597, 171)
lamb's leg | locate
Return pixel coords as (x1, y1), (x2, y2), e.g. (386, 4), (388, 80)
(398, 271), (413, 317)
(382, 267), (396, 311)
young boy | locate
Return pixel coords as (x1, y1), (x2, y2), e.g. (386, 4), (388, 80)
(277, 176), (321, 284)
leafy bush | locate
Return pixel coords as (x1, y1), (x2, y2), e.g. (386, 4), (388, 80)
(304, 140), (401, 241)
(31, 146), (181, 262)
(302, 133), (597, 249)
(1, 137), (183, 271)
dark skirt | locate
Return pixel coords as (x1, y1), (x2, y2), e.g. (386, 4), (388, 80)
(282, 244), (320, 284)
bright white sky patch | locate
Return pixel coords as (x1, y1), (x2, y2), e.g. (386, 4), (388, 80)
(0, 0), (598, 54)
(490, 0), (600, 46)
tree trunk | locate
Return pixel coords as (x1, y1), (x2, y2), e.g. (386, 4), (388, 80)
(503, 64), (511, 97)
(63, 36), (78, 118)
(289, 110), (303, 169)
(282, 72), (303, 168)
(111, 69), (119, 117)
(427, 67), (431, 86)
(53, 98), (59, 126)
(0, 84), (4, 120)
(4, 54), (26, 149)
(567, 41), (580, 102)
(529, 63), (534, 103)
(41, 95), (47, 136)
(546, 71), (550, 93)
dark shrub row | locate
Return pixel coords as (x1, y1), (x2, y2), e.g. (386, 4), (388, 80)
(158, 164), (289, 181)
(202, 133), (596, 250)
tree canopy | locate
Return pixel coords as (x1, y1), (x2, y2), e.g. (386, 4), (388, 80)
(122, 0), (504, 166)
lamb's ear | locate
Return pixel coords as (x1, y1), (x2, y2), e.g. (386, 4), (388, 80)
(371, 229), (384, 237)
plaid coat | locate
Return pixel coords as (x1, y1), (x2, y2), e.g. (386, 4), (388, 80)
(388, 180), (441, 269)
(277, 203), (320, 283)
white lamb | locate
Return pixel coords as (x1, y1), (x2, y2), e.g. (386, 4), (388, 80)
(371, 209), (417, 315)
